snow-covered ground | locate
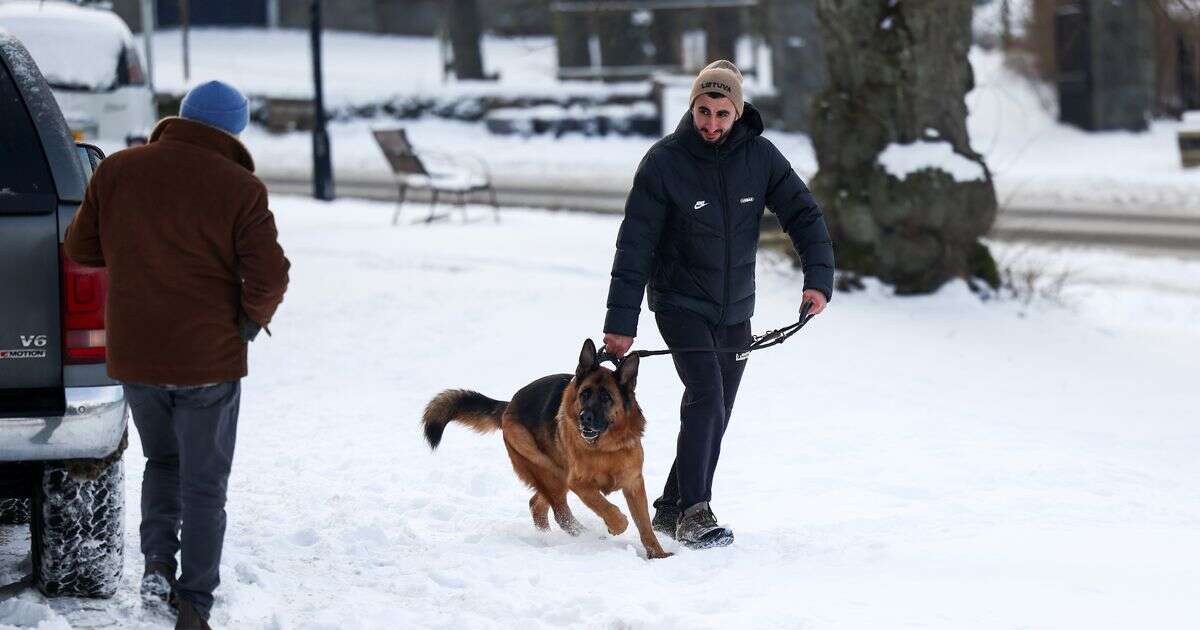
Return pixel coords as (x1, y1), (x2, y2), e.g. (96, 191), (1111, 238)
(2, 197), (1198, 629)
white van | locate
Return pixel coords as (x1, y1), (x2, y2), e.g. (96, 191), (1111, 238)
(0, 0), (155, 145)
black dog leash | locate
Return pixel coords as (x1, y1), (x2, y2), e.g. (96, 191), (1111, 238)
(597, 301), (816, 365)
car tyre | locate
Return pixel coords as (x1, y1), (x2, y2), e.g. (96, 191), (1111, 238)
(0, 497), (31, 525)
(31, 457), (124, 598)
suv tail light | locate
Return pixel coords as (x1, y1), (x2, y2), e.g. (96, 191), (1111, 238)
(61, 247), (108, 364)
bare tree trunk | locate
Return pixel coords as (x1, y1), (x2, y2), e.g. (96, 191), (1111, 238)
(651, 9), (682, 68)
(810, 0), (999, 294)
(705, 7), (739, 62)
(1194, 26), (1200, 109)
(595, 2), (662, 75)
(596, 8), (650, 71)
(179, 0), (189, 81)
(555, 10), (591, 73)
(448, 0), (485, 80)
(1001, 0), (1013, 49)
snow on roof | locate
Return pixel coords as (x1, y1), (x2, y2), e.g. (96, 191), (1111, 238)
(878, 140), (987, 183)
(0, 0), (133, 90)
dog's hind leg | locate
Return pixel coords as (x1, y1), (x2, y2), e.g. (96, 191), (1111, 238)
(501, 417), (581, 535)
(520, 469), (580, 535)
(501, 417), (565, 478)
(528, 462), (582, 535)
(503, 437), (553, 531)
(530, 465), (582, 535)
(549, 494), (582, 536)
(529, 494), (550, 530)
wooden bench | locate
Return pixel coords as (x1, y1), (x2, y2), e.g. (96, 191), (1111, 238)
(371, 128), (499, 224)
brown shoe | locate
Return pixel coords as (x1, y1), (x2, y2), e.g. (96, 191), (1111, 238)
(140, 561), (176, 610)
(175, 600), (212, 630)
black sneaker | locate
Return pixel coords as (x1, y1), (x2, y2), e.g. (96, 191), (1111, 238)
(675, 502), (734, 549)
(652, 505), (680, 538)
(140, 561), (177, 611)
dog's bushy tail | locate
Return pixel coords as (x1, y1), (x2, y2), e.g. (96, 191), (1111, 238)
(422, 389), (508, 449)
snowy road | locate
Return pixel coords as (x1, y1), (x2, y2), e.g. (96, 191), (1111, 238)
(3, 197), (1199, 629)
(258, 174), (1200, 255)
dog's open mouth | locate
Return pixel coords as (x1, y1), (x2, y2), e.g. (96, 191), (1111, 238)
(579, 426), (602, 444)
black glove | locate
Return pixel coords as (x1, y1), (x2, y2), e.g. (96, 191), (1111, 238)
(238, 310), (263, 343)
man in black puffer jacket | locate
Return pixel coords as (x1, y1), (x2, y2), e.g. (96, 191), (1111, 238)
(602, 60), (834, 549)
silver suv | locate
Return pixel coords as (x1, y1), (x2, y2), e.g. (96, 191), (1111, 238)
(1, 28), (127, 597)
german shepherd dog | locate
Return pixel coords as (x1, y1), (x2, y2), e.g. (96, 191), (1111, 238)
(421, 339), (672, 559)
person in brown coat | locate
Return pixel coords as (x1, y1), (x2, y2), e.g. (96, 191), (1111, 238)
(64, 80), (289, 630)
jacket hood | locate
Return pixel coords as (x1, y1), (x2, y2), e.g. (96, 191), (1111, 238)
(673, 101), (765, 159)
(149, 116), (256, 172)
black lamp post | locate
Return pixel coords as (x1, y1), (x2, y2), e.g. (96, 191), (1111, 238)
(310, 0), (334, 200)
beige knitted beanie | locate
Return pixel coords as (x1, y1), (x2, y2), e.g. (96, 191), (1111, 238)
(689, 60), (744, 118)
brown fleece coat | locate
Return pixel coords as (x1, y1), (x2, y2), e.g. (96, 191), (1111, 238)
(64, 117), (290, 385)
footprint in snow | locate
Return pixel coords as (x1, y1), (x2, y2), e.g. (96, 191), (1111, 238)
(235, 562), (266, 586)
(427, 570), (466, 589)
(289, 528), (320, 547)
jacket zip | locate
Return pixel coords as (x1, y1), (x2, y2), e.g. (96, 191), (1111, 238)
(716, 144), (730, 326)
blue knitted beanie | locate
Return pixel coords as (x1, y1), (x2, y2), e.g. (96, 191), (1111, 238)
(180, 80), (249, 135)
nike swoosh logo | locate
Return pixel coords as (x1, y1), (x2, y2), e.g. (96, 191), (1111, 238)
(694, 201), (708, 210)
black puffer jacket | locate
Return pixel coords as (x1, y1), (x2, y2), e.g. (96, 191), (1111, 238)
(603, 103), (835, 337)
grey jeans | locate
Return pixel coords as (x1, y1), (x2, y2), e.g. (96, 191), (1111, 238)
(124, 381), (240, 620)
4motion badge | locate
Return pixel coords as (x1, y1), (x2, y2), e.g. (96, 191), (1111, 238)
(0, 334), (48, 360)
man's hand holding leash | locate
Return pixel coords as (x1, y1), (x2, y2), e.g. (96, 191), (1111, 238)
(603, 290), (826, 360)
(602, 332), (635, 359)
(802, 289), (827, 316)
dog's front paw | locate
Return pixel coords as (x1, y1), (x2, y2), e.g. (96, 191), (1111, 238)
(606, 513), (629, 536)
(646, 547), (674, 560)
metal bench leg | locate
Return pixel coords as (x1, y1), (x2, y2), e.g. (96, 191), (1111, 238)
(415, 189), (453, 224)
(425, 189), (440, 223)
(459, 191), (469, 223)
(392, 183), (407, 226)
(488, 186), (499, 223)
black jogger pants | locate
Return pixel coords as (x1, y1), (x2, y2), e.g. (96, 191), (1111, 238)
(652, 309), (751, 512)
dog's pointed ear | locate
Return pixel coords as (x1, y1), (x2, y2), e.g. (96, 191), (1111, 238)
(616, 353), (638, 390)
(576, 338), (598, 381)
